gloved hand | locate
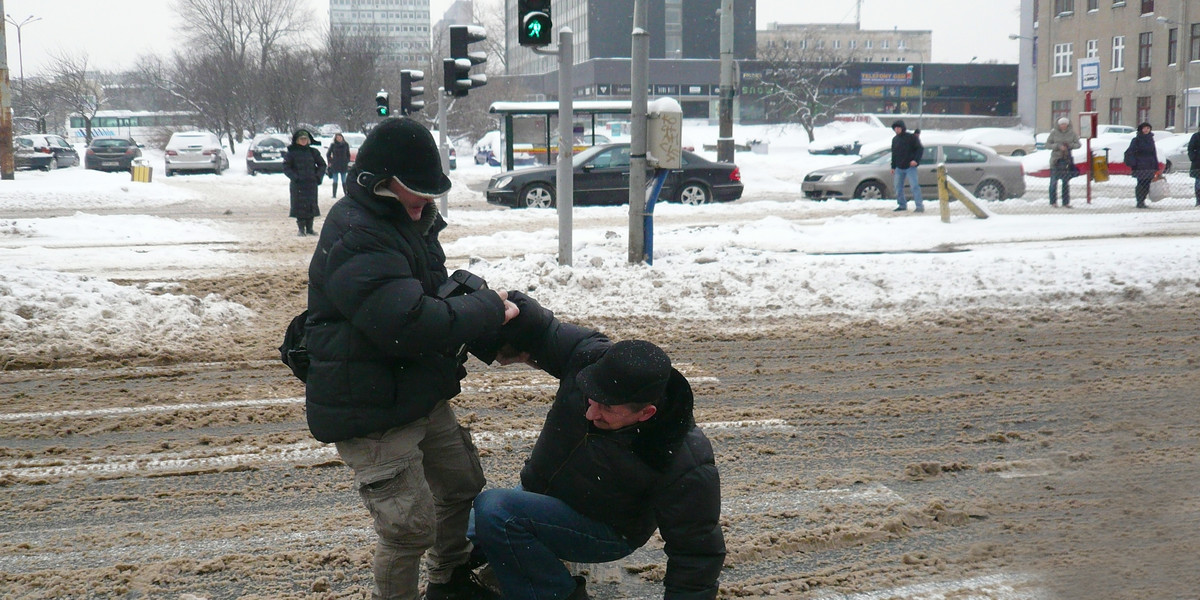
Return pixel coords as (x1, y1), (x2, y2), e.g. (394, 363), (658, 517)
(500, 290), (554, 351)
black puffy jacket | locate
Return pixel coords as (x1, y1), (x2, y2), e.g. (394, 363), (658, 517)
(303, 176), (505, 443)
(503, 295), (726, 600)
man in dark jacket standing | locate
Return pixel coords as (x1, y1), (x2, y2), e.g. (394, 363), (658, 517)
(305, 117), (519, 600)
(284, 128), (327, 236)
(889, 119), (924, 212)
(1124, 122), (1159, 208)
(470, 293), (725, 600)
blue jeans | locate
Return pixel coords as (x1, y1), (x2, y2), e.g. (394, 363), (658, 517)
(470, 488), (636, 600)
(329, 170), (347, 192)
(893, 166), (923, 209)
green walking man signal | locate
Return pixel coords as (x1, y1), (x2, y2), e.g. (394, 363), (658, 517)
(517, 0), (552, 47)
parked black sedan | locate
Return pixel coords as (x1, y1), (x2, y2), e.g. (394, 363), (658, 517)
(16, 134), (79, 169)
(486, 143), (743, 208)
(85, 137), (143, 171)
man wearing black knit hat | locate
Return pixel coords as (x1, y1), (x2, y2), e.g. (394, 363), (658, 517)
(469, 293), (726, 600)
(304, 117), (518, 600)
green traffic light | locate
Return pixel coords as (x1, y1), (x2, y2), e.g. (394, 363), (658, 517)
(528, 20), (542, 39)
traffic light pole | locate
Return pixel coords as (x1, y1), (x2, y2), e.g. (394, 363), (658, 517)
(628, 0), (649, 264)
(438, 87), (450, 217)
(533, 28), (574, 266)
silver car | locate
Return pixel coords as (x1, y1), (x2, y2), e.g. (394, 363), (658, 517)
(802, 142), (1027, 202)
(164, 131), (230, 176)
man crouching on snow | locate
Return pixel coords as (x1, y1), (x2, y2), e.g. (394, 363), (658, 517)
(469, 291), (726, 600)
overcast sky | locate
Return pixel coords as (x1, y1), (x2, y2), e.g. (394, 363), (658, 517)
(1, 0), (1019, 77)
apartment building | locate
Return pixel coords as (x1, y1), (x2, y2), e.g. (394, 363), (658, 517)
(1031, 0), (1198, 131)
(329, 0), (433, 64)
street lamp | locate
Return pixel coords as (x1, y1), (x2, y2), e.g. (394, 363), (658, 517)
(1157, 16), (1189, 133)
(4, 14), (41, 90)
(1009, 33), (1037, 132)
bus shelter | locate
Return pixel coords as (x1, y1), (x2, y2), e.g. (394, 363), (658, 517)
(488, 100), (632, 171)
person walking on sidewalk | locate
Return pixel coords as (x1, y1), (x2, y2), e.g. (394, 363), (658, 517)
(326, 132), (351, 199)
(1187, 128), (1200, 207)
(1123, 122), (1159, 209)
(283, 128), (327, 235)
(1046, 117), (1081, 207)
(890, 120), (924, 212)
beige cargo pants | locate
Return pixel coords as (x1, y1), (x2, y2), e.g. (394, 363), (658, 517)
(335, 400), (486, 600)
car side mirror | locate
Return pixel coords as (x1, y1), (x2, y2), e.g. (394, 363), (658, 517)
(582, 164), (594, 172)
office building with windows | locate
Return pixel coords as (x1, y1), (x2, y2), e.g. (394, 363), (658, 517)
(329, 0), (433, 64)
(757, 23), (932, 64)
(1027, 0), (1199, 132)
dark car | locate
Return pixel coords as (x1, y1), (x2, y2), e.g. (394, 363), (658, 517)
(245, 133), (290, 175)
(14, 137), (53, 170)
(486, 143), (743, 208)
(85, 137), (143, 171)
(16, 134), (79, 169)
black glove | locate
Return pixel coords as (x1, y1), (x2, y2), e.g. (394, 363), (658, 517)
(499, 291), (554, 351)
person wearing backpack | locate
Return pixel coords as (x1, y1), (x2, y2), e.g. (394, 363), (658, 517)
(304, 117), (519, 600)
(1124, 122), (1160, 209)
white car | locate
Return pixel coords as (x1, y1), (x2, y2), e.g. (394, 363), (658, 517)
(165, 131), (230, 176)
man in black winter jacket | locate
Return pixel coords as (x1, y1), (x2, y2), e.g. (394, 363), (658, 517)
(305, 117), (518, 600)
(470, 293), (726, 600)
(889, 119), (924, 212)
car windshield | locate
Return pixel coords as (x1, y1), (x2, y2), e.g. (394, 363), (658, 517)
(343, 133), (366, 147)
(854, 149), (891, 165)
(15, 138), (33, 148)
(256, 138), (286, 148)
(92, 139), (131, 148)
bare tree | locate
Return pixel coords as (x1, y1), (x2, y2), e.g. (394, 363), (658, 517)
(473, 0), (508, 74)
(45, 52), (109, 143)
(755, 46), (858, 142)
(317, 30), (388, 134)
(246, 0), (313, 70)
(260, 49), (318, 134)
(12, 76), (59, 135)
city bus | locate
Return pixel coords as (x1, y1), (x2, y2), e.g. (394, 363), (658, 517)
(66, 110), (198, 146)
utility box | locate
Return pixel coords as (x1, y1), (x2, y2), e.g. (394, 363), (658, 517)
(647, 97), (683, 169)
(131, 158), (153, 183)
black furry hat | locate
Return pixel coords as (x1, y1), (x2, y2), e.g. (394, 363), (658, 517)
(353, 118), (451, 197)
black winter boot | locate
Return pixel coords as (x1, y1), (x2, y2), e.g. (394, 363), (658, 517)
(305, 218), (316, 235)
(332, 183), (338, 198)
(296, 220), (306, 236)
(424, 564), (499, 600)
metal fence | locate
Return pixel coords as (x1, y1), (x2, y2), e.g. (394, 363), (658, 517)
(984, 172), (1200, 214)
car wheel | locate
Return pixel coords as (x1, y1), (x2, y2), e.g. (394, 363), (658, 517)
(975, 179), (1006, 201)
(853, 180), (886, 200)
(677, 181), (712, 205)
(44, 157), (57, 171)
(248, 167), (256, 176)
(165, 168), (174, 177)
(520, 183), (555, 208)
(1011, 149), (1027, 157)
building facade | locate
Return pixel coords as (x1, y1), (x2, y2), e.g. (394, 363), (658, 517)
(757, 23), (932, 64)
(329, 0), (433, 64)
(503, 0), (757, 76)
(1030, 0), (1199, 132)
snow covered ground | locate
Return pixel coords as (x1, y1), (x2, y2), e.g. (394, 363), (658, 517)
(2, 120), (1200, 362)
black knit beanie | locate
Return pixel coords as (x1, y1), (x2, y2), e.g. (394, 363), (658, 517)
(353, 118), (451, 197)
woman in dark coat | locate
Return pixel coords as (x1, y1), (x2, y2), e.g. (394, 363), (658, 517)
(283, 128), (327, 235)
(1123, 122), (1159, 209)
(1187, 129), (1200, 207)
(325, 132), (351, 199)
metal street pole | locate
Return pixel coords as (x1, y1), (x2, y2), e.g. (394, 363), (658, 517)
(438, 88), (449, 216)
(717, 0), (735, 163)
(4, 14), (39, 91)
(628, 0), (649, 264)
(0, 0), (14, 180)
(555, 28), (574, 266)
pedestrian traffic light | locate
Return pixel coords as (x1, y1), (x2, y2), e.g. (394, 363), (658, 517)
(518, 0), (552, 47)
(400, 70), (425, 115)
(375, 90), (390, 117)
(444, 24), (487, 97)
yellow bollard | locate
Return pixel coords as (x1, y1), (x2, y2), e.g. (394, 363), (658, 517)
(131, 162), (153, 183)
(1091, 154), (1109, 183)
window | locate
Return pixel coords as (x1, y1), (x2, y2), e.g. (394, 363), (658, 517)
(1137, 96), (1152, 123)
(1168, 27), (1178, 64)
(1166, 95), (1177, 129)
(881, 39), (889, 49)
(1054, 0), (1075, 14)
(834, 40), (841, 49)
(1113, 35), (1126, 69)
(898, 39), (906, 49)
(1142, 0), (1153, 13)
(1054, 42), (1074, 75)
(849, 40), (857, 49)
(1052, 100), (1072, 123)
(1192, 24), (1200, 61)
(1138, 31), (1152, 78)
(1088, 0), (1098, 9)
(1087, 39), (1099, 58)
(1110, 97), (1123, 124)
(943, 146), (988, 164)
(866, 39), (873, 49)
